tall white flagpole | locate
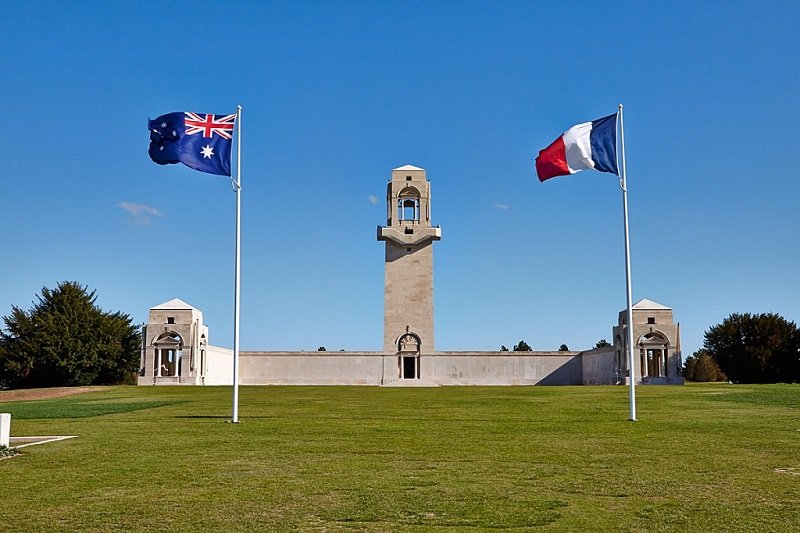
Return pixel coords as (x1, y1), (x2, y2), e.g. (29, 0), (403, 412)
(232, 104), (242, 423)
(618, 103), (637, 421)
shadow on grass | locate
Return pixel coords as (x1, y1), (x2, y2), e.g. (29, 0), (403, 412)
(6, 399), (184, 419)
(173, 415), (287, 420)
(174, 415), (237, 419)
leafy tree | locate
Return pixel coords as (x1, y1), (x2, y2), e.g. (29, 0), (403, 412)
(595, 339), (611, 348)
(500, 345), (509, 352)
(317, 346), (326, 351)
(0, 282), (141, 388)
(513, 340), (532, 352)
(683, 349), (727, 382)
(559, 344), (569, 351)
(703, 313), (800, 383)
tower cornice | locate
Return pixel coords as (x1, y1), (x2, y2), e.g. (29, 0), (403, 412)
(377, 225), (441, 245)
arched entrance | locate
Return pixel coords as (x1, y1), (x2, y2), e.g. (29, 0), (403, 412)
(397, 332), (421, 379)
(153, 332), (183, 378)
(638, 331), (669, 379)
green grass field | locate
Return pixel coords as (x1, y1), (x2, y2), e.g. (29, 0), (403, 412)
(1, 384), (798, 531)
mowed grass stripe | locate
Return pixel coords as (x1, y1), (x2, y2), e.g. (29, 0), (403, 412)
(0, 384), (798, 531)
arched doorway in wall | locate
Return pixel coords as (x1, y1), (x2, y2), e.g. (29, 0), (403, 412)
(397, 332), (421, 379)
(638, 331), (669, 379)
(153, 332), (183, 378)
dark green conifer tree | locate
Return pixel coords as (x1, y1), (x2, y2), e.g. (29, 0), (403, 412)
(0, 281), (141, 388)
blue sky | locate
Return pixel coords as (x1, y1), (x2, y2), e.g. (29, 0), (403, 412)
(2, 1), (799, 357)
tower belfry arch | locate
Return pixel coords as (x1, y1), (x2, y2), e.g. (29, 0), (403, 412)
(378, 165), (441, 378)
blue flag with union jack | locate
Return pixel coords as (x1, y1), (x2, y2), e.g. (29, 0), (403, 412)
(148, 112), (236, 176)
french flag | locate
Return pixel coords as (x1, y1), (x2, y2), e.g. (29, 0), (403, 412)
(535, 113), (619, 182)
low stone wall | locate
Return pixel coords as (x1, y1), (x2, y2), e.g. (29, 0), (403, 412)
(197, 350), (588, 386)
(426, 352), (582, 385)
(203, 345), (234, 385)
(581, 346), (617, 385)
(239, 351), (385, 386)
(148, 347), (639, 386)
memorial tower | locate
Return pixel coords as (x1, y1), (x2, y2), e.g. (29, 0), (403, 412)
(377, 165), (441, 379)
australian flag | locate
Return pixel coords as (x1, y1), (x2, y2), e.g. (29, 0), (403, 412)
(148, 112), (236, 176)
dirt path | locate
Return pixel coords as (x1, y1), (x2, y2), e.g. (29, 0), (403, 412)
(0, 386), (104, 403)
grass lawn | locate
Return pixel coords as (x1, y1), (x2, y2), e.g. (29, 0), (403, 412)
(1, 383), (798, 531)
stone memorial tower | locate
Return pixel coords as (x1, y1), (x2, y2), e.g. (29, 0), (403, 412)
(378, 165), (441, 379)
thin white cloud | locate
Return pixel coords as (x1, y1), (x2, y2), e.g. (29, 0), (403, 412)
(368, 195), (379, 205)
(493, 203), (510, 210)
(118, 202), (164, 225)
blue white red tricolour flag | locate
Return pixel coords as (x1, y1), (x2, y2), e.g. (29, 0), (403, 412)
(535, 113), (618, 182)
(148, 112), (236, 176)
